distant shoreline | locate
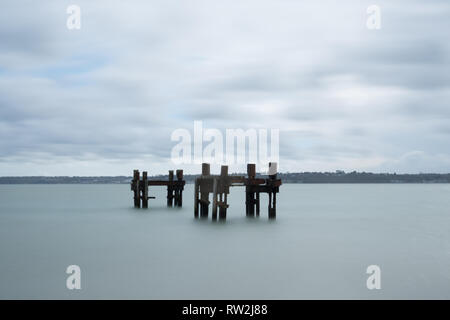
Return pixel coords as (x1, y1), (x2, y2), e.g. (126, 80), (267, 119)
(1, 172), (450, 184)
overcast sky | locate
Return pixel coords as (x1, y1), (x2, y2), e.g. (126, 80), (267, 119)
(0, 0), (449, 175)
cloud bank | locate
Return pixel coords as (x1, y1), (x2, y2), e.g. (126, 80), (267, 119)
(0, 0), (449, 175)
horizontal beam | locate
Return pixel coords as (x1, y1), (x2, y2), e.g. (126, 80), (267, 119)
(140, 180), (186, 186)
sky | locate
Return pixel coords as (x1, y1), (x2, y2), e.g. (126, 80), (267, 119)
(0, 0), (449, 176)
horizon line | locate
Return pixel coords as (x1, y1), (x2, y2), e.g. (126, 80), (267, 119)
(1, 171), (450, 178)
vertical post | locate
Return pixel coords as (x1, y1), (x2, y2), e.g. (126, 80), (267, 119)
(219, 165), (228, 220)
(194, 179), (199, 218)
(202, 163), (210, 176)
(245, 188), (249, 216)
(167, 170), (174, 207)
(268, 192), (272, 219)
(220, 165), (228, 177)
(212, 178), (218, 220)
(132, 170), (136, 207)
(247, 163), (256, 179)
(200, 188), (209, 218)
(246, 164), (256, 217)
(200, 163), (210, 218)
(219, 193), (227, 220)
(133, 170), (141, 208)
(268, 162), (277, 219)
(142, 171), (148, 208)
(249, 191), (255, 217)
(256, 191), (260, 216)
(176, 169), (183, 207)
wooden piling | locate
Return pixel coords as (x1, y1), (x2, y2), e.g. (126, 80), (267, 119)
(256, 191), (260, 216)
(267, 162), (279, 219)
(192, 162), (279, 221)
(194, 179), (199, 218)
(200, 197), (209, 218)
(268, 192), (273, 219)
(131, 168), (185, 210)
(175, 169), (184, 207)
(167, 170), (174, 206)
(246, 164), (256, 217)
(221, 165), (228, 177)
(202, 163), (210, 176)
(133, 170), (141, 208)
(245, 162), (281, 219)
(218, 165), (229, 220)
(219, 193), (228, 220)
(247, 163), (256, 179)
(212, 178), (218, 220)
(142, 171), (148, 208)
(199, 163), (210, 218)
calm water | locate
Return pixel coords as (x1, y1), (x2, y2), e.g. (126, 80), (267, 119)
(0, 184), (449, 299)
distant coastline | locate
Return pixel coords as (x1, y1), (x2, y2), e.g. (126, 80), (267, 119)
(1, 172), (450, 184)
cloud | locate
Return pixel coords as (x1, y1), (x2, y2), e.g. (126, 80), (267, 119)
(0, 0), (449, 175)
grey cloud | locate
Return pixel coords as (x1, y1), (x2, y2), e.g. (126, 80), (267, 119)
(1, 0), (450, 175)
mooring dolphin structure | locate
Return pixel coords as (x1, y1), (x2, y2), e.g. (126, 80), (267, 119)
(194, 162), (281, 220)
(131, 169), (186, 209)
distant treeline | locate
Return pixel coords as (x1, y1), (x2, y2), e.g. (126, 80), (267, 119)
(1, 172), (450, 184)
(277, 172), (450, 183)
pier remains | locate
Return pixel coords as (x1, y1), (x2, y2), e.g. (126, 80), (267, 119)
(131, 169), (186, 209)
(194, 163), (281, 220)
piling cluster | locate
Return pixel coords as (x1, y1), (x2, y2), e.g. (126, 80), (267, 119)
(194, 162), (281, 220)
(130, 163), (281, 220)
(194, 163), (231, 220)
(131, 169), (185, 208)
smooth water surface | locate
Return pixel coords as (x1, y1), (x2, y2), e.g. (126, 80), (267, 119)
(0, 184), (449, 299)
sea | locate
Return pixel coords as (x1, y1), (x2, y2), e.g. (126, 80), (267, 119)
(0, 184), (449, 299)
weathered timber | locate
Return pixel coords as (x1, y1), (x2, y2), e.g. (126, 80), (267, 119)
(167, 170), (174, 206)
(142, 171), (148, 208)
(130, 169), (186, 209)
(199, 163), (211, 218)
(194, 162), (281, 221)
(132, 170), (140, 208)
(174, 170), (184, 207)
(193, 163), (231, 220)
(218, 165), (230, 220)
